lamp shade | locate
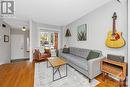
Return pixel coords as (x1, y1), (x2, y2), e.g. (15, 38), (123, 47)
(65, 29), (71, 37)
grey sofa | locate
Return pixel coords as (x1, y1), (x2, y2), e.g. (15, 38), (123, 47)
(59, 47), (105, 81)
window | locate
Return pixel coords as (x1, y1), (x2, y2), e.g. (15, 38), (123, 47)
(40, 32), (54, 49)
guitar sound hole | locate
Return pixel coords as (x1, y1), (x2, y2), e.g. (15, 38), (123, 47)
(111, 33), (120, 41)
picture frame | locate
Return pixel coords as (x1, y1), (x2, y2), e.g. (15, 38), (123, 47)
(4, 35), (9, 42)
(77, 24), (87, 41)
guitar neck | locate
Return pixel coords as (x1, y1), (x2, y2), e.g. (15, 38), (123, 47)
(112, 19), (116, 35)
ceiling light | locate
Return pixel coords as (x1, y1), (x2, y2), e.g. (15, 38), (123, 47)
(22, 27), (26, 31)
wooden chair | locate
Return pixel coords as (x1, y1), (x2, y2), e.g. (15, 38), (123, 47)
(33, 49), (51, 62)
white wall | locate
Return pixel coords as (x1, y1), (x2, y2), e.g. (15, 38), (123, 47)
(128, 0), (130, 86)
(0, 19), (11, 64)
(29, 20), (38, 61)
(30, 21), (39, 49)
(62, 0), (128, 62)
(37, 22), (61, 30)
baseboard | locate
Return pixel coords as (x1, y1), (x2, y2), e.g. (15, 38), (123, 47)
(0, 63), (4, 65)
(11, 58), (29, 62)
(0, 61), (11, 65)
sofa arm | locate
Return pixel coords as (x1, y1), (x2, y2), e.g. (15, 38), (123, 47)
(87, 56), (106, 79)
(59, 49), (63, 57)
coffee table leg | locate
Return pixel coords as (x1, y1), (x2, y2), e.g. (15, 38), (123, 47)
(53, 67), (61, 81)
(53, 67), (54, 81)
(66, 64), (67, 77)
(53, 64), (68, 81)
(47, 61), (50, 68)
(57, 67), (61, 77)
(47, 61), (48, 67)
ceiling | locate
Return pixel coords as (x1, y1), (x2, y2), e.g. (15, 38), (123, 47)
(4, 19), (29, 30)
(4, 0), (111, 27)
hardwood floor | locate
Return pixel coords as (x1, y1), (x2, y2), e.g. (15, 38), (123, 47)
(95, 74), (124, 87)
(0, 61), (125, 87)
(0, 61), (34, 87)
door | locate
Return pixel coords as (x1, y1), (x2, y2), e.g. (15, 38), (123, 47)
(11, 34), (24, 60)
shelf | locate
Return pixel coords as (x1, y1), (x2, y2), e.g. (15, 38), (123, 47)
(103, 59), (125, 67)
(102, 64), (123, 79)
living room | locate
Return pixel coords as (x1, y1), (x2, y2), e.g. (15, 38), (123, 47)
(0, 0), (129, 87)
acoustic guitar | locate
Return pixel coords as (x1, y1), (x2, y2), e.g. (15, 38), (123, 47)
(105, 12), (125, 48)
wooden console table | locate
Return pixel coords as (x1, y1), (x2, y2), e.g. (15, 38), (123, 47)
(101, 59), (127, 87)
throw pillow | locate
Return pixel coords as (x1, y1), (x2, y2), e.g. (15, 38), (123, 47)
(87, 51), (100, 60)
(44, 49), (50, 53)
(63, 48), (70, 53)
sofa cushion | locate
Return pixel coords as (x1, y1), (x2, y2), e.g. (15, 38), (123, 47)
(63, 48), (70, 53)
(87, 51), (100, 60)
(61, 53), (88, 71)
(70, 47), (90, 59)
(60, 53), (72, 59)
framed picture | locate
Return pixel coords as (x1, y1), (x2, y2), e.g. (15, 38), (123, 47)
(4, 35), (9, 42)
(77, 24), (87, 41)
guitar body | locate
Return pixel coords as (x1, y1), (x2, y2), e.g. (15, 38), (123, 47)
(105, 31), (125, 48)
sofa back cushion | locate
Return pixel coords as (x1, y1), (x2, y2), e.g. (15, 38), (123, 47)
(70, 47), (90, 59)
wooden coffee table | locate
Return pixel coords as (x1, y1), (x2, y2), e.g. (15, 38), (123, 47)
(47, 57), (67, 81)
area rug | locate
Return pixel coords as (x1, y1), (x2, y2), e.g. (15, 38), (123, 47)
(34, 62), (100, 87)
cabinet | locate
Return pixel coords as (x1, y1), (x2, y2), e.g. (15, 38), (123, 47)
(101, 59), (127, 87)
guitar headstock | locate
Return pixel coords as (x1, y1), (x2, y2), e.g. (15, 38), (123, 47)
(112, 12), (117, 20)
